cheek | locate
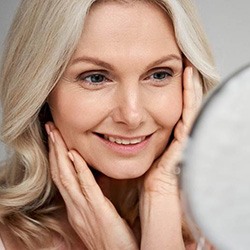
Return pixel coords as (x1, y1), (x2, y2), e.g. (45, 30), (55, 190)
(162, 96), (182, 127)
(48, 87), (107, 139)
(151, 85), (183, 128)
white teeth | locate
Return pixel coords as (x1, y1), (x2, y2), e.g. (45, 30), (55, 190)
(103, 135), (146, 145)
(108, 136), (116, 143)
(116, 138), (122, 144)
(121, 139), (130, 145)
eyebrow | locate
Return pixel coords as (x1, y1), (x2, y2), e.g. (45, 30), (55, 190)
(71, 56), (114, 70)
(147, 54), (182, 69)
(70, 54), (182, 70)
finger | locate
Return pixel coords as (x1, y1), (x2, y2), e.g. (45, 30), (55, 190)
(46, 123), (64, 191)
(143, 140), (181, 195)
(46, 122), (84, 203)
(156, 139), (182, 172)
(47, 130), (75, 205)
(193, 67), (203, 109)
(183, 59), (203, 110)
(47, 122), (107, 212)
(69, 150), (106, 205)
(53, 131), (84, 199)
(182, 66), (203, 129)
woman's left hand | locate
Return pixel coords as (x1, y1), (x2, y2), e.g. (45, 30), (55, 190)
(139, 65), (203, 250)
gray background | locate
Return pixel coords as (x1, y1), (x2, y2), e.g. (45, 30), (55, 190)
(0, 0), (250, 159)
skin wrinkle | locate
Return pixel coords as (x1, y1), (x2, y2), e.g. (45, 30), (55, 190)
(48, 1), (183, 180)
(0, 0), (218, 249)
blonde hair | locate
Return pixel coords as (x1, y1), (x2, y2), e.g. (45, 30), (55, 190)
(0, 0), (219, 248)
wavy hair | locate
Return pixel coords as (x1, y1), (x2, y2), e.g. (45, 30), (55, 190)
(0, 0), (219, 248)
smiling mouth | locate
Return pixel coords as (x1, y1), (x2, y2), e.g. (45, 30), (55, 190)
(94, 133), (150, 145)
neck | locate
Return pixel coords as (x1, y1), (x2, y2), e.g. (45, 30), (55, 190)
(95, 173), (138, 207)
(95, 173), (141, 242)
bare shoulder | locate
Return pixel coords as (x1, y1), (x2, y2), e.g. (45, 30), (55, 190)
(0, 219), (86, 250)
(0, 231), (5, 250)
(0, 223), (25, 250)
(0, 224), (11, 249)
(0, 223), (7, 250)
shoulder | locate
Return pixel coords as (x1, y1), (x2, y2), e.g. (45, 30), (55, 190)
(0, 223), (24, 250)
(0, 224), (7, 250)
(0, 234), (5, 250)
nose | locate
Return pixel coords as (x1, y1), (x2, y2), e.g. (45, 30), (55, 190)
(111, 84), (145, 129)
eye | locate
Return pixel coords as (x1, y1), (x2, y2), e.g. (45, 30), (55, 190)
(75, 71), (112, 90)
(79, 73), (107, 85)
(144, 68), (174, 87)
(149, 70), (172, 81)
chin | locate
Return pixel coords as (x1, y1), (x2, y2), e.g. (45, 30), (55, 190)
(90, 160), (152, 180)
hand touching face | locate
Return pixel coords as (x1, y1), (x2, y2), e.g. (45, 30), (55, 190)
(48, 1), (183, 179)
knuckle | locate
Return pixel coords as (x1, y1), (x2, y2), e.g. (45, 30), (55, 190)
(68, 214), (82, 229)
(76, 166), (88, 175)
(50, 168), (59, 183)
(59, 173), (71, 190)
(79, 182), (98, 199)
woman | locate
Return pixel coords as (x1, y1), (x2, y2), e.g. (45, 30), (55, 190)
(0, 0), (219, 249)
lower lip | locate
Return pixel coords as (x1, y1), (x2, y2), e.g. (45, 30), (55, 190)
(95, 134), (152, 155)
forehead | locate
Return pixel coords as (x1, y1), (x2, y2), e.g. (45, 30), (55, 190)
(72, 0), (180, 62)
(87, 0), (172, 30)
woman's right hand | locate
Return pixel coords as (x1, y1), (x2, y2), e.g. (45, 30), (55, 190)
(45, 122), (138, 250)
(139, 65), (203, 250)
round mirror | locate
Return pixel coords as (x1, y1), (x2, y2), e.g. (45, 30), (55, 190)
(180, 64), (250, 249)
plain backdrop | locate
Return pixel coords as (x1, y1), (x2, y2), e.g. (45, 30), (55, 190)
(1, 0), (250, 159)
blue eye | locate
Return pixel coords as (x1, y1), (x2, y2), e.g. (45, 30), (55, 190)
(145, 69), (174, 87)
(82, 74), (107, 84)
(76, 71), (111, 90)
(151, 71), (172, 80)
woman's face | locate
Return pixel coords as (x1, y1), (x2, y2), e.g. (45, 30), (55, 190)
(49, 1), (183, 179)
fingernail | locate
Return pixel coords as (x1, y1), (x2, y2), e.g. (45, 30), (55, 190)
(68, 152), (74, 162)
(189, 67), (193, 78)
(45, 123), (51, 135)
(49, 131), (55, 143)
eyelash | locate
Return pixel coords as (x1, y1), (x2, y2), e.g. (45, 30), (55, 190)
(76, 68), (173, 88)
(76, 71), (109, 84)
(146, 69), (173, 83)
